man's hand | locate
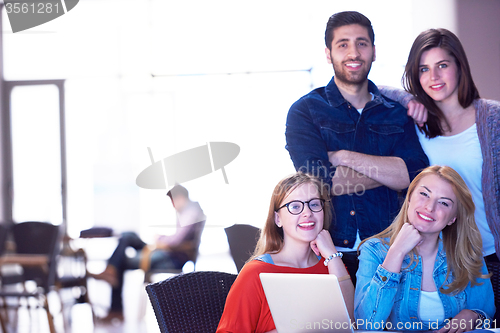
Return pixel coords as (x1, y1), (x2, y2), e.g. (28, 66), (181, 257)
(328, 150), (344, 167)
(327, 150), (410, 191)
(154, 235), (170, 250)
(331, 166), (382, 195)
(407, 100), (428, 127)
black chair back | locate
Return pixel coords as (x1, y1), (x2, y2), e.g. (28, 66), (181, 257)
(0, 224), (9, 256)
(146, 271), (237, 333)
(224, 224), (260, 272)
(12, 221), (60, 290)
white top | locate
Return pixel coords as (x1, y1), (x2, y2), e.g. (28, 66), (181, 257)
(357, 93), (375, 114)
(417, 123), (494, 256)
(418, 290), (445, 324)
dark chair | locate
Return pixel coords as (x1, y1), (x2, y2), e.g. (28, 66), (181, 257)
(0, 225), (8, 257)
(486, 261), (500, 320)
(55, 234), (94, 328)
(0, 224), (10, 332)
(224, 224), (260, 272)
(146, 271), (237, 333)
(0, 221), (60, 333)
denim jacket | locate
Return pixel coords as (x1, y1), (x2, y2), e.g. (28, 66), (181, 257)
(285, 78), (429, 248)
(355, 238), (495, 331)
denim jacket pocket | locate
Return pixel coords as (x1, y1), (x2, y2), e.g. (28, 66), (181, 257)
(367, 124), (405, 155)
(368, 124), (404, 135)
(319, 121), (355, 150)
(320, 120), (355, 134)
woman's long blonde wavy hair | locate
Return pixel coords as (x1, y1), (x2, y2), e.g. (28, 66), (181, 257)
(360, 165), (488, 294)
(249, 172), (332, 262)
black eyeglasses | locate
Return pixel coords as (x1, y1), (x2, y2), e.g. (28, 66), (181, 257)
(276, 198), (325, 215)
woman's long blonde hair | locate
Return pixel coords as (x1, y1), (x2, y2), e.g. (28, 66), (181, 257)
(249, 172), (332, 261)
(360, 165), (488, 294)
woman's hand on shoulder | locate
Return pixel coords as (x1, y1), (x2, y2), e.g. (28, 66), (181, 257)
(310, 230), (336, 259)
(407, 100), (428, 127)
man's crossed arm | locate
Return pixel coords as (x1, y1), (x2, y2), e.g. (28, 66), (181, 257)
(328, 150), (410, 196)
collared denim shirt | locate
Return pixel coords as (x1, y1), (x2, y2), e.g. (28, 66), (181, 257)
(285, 78), (429, 248)
(355, 238), (496, 331)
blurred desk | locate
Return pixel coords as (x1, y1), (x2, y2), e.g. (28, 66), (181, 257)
(0, 253), (48, 268)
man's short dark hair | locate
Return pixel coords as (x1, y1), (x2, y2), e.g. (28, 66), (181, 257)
(167, 184), (189, 199)
(324, 11), (375, 49)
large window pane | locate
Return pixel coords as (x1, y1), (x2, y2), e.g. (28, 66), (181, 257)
(11, 85), (62, 224)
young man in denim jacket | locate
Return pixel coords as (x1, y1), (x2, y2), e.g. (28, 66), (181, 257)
(285, 11), (428, 284)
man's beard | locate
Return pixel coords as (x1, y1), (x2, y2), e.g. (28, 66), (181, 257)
(332, 60), (372, 86)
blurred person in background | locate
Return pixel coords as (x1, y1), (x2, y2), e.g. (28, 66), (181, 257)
(92, 184), (205, 321)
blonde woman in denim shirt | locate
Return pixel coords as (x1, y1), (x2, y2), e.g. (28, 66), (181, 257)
(355, 166), (494, 332)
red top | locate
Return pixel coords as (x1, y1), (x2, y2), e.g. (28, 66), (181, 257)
(216, 257), (329, 333)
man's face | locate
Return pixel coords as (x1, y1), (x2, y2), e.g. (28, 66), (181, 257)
(325, 24), (375, 86)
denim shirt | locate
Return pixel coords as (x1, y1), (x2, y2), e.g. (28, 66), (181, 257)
(285, 78), (429, 248)
(355, 238), (495, 331)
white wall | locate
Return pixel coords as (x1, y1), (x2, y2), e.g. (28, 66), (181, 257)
(410, 0), (458, 35)
(456, 0), (500, 101)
